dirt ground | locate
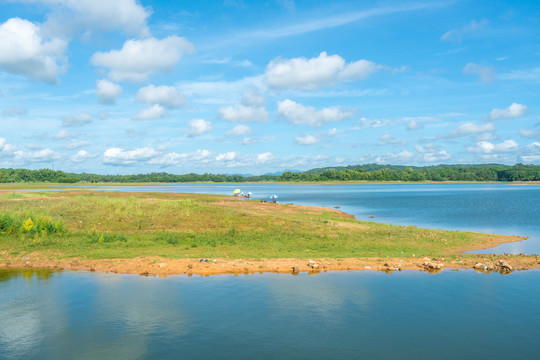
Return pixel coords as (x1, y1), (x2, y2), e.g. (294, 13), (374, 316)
(1, 252), (539, 276)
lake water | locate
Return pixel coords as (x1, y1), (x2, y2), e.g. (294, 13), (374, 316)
(1, 269), (539, 359)
(78, 183), (540, 254)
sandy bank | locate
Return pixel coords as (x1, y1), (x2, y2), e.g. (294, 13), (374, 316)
(2, 253), (539, 276)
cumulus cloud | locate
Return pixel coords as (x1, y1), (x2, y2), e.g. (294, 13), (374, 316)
(216, 152), (237, 161)
(415, 144), (451, 162)
(294, 134), (320, 145)
(132, 104), (165, 120)
(448, 122), (495, 137)
(91, 36), (194, 82)
(96, 79), (122, 104)
(467, 140), (519, 154)
(226, 125), (252, 137)
(488, 103), (528, 120)
(0, 18), (67, 82)
(18, 0), (151, 37)
(277, 99), (355, 127)
(463, 63), (496, 83)
(217, 88), (268, 123)
(61, 112), (92, 127)
(136, 85), (185, 108)
(0, 138), (17, 156)
(520, 142), (540, 163)
(188, 119), (213, 136)
(265, 51), (380, 90)
(257, 152), (274, 164)
(103, 146), (159, 165)
(71, 150), (95, 163)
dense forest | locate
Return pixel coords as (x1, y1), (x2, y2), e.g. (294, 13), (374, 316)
(0, 163), (539, 183)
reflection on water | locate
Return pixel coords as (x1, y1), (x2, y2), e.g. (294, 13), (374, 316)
(1, 269), (539, 359)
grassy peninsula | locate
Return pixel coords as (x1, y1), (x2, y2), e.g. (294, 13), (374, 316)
(1, 189), (537, 275)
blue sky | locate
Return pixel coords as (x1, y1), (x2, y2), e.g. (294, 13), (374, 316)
(0, 0), (539, 175)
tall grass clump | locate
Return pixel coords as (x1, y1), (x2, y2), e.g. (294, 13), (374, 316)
(0, 213), (65, 238)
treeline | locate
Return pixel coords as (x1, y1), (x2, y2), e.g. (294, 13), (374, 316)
(279, 164), (540, 182)
(0, 168), (278, 183)
(0, 164), (539, 184)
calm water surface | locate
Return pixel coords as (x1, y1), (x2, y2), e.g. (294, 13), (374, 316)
(1, 269), (539, 360)
(79, 183), (540, 254)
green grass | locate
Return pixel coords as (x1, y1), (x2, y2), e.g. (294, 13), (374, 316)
(0, 190), (516, 260)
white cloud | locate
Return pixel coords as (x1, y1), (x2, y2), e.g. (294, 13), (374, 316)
(66, 140), (91, 150)
(96, 79), (122, 104)
(377, 134), (406, 147)
(19, 0), (151, 37)
(415, 144), (452, 162)
(488, 103), (528, 120)
(71, 150), (94, 163)
(91, 36), (194, 82)
(216, 152), (237, 161)
(265, 52), (380, 90)
(449, 122), (495, 136)
(226, 125), (252, 137)
(463, 63), (496, 83)
(239, 137), (258, 145)
(132, 104), (165, 120)
(61, 112), (92, 127)
(0, 138), (16, 156)
(519, 129), (540, 139)
(520, 142), (540, 163)
(103, 146), (159, 165)
(54, 129), (78, 139)
(0, 18), (67, 82)
(14, 148), (61, 163)
(188, 119), (213, 136)
(136, 85), (185, 108)
(441, 19), (488, 43)
(217, 104), (268, 123)
(354, 117), (388, 129)
(467, 140), (519, 154)
(375, 150), (414, 164)
(407, 119), (422, 130)
(294, 134), (320, 145)
(277, 99), (355, 127)
(148, 152), (186, 167)
(257, 152), (274, 164)
(217, 88), (268, 123)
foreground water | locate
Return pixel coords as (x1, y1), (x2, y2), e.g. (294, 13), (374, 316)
(79, 183), (540, 254)
(1, 269), (539, 360)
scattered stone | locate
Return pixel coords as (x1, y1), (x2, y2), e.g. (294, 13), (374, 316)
(473, 263), (484, 270)
(307, 260), (320, 269)
(22, 256), (30, 260)
(364, 266), (371, 269)
(422, 257), (431, 262)
(0, 250), (7, 256)
(423, 261), (444, 270)
(140, 271), (149, 276)
(485, 262), (494, 271)
(187, 264), (193, 269)
(496, 260), (513, 273)
(25, 261), (31, 267)
(292, 266), (299, 273)
(158, 263), (167, 268)
(89, 268), (95, 272)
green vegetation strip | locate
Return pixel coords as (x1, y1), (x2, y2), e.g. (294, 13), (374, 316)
(0, 190), (515, 260)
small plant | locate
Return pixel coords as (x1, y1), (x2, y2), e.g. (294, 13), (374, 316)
(22, 218), (34, 232)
